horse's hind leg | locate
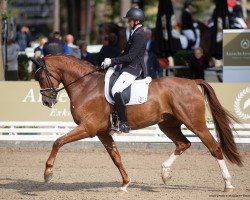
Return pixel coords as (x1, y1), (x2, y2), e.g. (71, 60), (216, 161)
(98, 133), (131, 193)
(189, 124), (235, 192)
(158, 119), (191, 184)
(44, 125), (91, 182)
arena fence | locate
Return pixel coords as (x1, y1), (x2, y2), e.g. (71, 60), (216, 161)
(0, 121), (250, 144)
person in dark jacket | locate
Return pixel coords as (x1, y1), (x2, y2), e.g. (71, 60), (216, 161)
(102, 8), (147, 133)
(144, 28), (163, 79)
(189, 47), (209, 80)
(181, 0), (196, 49)
(98, 33), (120, 65)
(79, 41), (94, 64)
(42, 31), (69, 56)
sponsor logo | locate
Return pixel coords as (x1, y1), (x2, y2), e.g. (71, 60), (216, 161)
(240, 39), (250, 49)
(234, 88), (250, 120)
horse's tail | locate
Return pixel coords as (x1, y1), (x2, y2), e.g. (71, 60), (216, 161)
(195, 79), (243, 166)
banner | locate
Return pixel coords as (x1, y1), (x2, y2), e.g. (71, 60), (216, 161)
(223, 29), (250, 66)
(0, 82), (250, 123)
(0, 82), (72, 122)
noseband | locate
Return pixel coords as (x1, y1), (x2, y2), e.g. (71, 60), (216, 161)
(32, 58), (100, 100)
(34, 63), (59, 100)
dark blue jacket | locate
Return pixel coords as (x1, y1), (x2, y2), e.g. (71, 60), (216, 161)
(111, 26), (147, 78)
(42, 38), (69, 56)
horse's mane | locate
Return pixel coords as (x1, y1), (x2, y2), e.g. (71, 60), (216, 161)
(44, 54), (105, 78)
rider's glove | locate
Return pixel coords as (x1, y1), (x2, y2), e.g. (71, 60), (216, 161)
(101, 58), (112, 69)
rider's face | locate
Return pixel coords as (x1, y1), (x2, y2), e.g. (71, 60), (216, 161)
(128, 19), (140, 29)
(128, 19), (135, 28)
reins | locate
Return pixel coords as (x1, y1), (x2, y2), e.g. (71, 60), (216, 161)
(56, 67), (101, 92)
(32, 57), (102, 99)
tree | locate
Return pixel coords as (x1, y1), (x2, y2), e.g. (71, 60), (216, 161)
(0, 1), (5, 81)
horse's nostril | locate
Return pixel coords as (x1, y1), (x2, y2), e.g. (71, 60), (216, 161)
(43, 101), (50, 107)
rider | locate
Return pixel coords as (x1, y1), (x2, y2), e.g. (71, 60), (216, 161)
(102, 8), (147, 133)
(181, 0), (196, 49)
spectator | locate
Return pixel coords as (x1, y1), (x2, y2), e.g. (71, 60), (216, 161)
(233, 0), (244, 19)
(2, 39), (20, 80)
(16, 26), (33, 51)
(79, 41), (94, 64)
(231, 0), (247, 29)
(34, 36), (48, 58)
(131, 0), (140, 8)
(42, 31), (69, 56)
(189, 47), (209, 80)
(98, 33), (120, 65)
(144, 28), (163, 79)
(65, 34), (81, 59)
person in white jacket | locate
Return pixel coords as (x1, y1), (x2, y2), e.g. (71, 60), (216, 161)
(2, 39), (20, 80)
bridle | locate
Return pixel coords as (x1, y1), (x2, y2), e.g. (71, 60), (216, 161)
(34, 58), (101, 100)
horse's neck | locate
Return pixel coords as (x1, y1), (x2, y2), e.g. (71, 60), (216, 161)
(59, 59), (93, 85)
(57, 58), (103, 100)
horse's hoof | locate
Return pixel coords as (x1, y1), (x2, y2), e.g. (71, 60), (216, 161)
(161, 167), (172, 184)
(44, 171), (53, 183)
(117, 187), (128, 194)
(224, 187), (235, 192)
(118, 178), (131, 193)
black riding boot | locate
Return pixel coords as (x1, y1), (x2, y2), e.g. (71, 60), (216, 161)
(114, 92), (130, 133)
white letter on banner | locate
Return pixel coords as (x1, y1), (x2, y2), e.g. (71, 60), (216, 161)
(22, 89), (36, 102)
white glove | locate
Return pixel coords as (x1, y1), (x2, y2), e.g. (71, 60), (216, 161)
(102, 58), (112, 69)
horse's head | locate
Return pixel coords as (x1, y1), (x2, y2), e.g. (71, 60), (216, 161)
(30, 57), (61, 108)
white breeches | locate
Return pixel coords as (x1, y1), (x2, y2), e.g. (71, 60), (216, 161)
(182, 29), (196, 42)
(111, 72), (137, 97)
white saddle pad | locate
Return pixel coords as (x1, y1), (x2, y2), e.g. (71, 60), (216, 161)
(104, 67), (152, 105)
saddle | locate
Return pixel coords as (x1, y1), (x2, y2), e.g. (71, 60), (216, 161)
(104, 67), (152, 105)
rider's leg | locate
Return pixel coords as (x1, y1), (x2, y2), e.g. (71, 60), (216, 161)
(112, 72), (137, 133)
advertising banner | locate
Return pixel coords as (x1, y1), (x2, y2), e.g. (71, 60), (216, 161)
(223, 29), (250, 66)
(223, 29), (250, 82)
(0, 82), (250, 123)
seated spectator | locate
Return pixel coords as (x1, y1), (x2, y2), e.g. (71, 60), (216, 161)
(34, 36), (48, 58)
(79, 41), (94, 64)
(65, 34), (81, 59)
(2, 39), (20, 80)
(42, 31), (69, 56)
(189, 47), (209, 80)
(98, 33), (120, 65)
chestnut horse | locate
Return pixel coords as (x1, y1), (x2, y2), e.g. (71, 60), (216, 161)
(31, 55), (242, 193)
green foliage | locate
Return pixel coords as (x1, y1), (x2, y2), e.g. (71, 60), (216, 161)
(107, 0), (119, 20)
(192, 0), (213, 21)
(18, 54), (29, 81)
(173, 50), (193, 78)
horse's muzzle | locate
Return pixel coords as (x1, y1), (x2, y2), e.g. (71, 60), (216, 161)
(42, 97), (57, 108)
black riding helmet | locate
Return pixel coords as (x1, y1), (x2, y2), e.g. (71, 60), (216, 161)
(124, 8), (145, 22)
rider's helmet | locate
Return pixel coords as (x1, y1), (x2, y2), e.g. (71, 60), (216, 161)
(124, 8), (145, 22)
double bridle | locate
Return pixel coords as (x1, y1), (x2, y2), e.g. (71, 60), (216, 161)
(35, 63), (101, 100)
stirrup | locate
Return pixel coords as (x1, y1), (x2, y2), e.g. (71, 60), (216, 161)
(111, 122), (130, 133)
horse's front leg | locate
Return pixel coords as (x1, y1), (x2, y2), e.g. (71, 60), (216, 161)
(44, 124), (90, 182)
(98, 133), (131, 193)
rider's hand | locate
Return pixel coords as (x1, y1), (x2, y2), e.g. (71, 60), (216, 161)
(102, 58), (112, 69)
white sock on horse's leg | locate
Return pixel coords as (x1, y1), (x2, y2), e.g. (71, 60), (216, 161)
(161, 153), (179, 184)
(162, 153), (179, 168)
(217, 159), (235, 191)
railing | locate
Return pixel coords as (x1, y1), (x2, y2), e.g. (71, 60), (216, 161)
(0, 121), (249, 144)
